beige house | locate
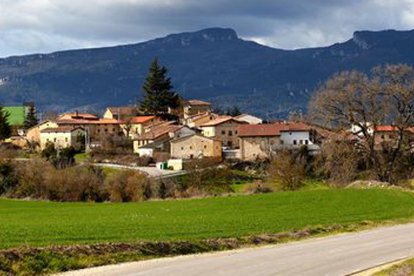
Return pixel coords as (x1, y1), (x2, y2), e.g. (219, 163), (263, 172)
(239, 124), (282, 160)
(103, 107), (137, 120)
(26, 120), (59, 147)
(200, 116), (246, 149)
(56, 114), (123, 142)
(239, 122), (319, 160)
(183, 100), (212, 119)
(133, 123), (195, 155)
(40, 127), (85, 150)
(170, 134), (222, 159)
(121, 116), (161, 137)
(183, 112), (218, 128)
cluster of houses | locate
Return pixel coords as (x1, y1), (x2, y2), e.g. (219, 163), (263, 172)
(6, 99), (412, 170)
(6, 100), (326, 169)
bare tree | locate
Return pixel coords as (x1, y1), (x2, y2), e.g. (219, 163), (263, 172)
(310, 64), (414, 183)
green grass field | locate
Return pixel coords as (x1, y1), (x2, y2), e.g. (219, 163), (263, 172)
(1, 189), (414, 249)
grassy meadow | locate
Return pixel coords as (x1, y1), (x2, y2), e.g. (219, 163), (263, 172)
(1, 188), (414, 249)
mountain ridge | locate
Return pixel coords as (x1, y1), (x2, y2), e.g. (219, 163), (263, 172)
(1, 27), (414, 118)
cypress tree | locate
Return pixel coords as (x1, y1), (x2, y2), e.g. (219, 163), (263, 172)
(24, 104), (38, 129)
(0, 105), (11, 140)
(140, 58), (180, 115)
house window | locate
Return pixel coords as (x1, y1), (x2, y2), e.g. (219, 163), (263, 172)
(204, 145), (207, 149)
(235, 130), (238, 135)
(65, 138), (68, 142)
(181, 147), (184, 150)
(293, 140), (297, 145)
(227, 141), (233, 147)
(104, 129), (108, 132)
(280, 140), (284, 145)
(381, 135), (385, 139)
(305, 140), (309, 145)
(54, 138), (57, 142)
(222, 130), (226, 135)
(300, 140), (303, 145)
(228, 130), (233, 136)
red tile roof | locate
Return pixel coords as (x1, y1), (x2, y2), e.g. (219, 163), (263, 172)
(375, 125), (414, 134)
(57, 118), (121, 125)
(375, 125), (399, 132)
(127, 116), (156, 124)
(238, 122), (311, 137)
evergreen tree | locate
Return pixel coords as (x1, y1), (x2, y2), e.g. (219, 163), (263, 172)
(140, 58), (180, 115)
(24, 105), (38, 129)
(0, 105), (11, 140)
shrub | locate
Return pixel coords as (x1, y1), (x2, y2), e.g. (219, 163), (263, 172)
(0, 160), (17, 195)
(14, 158), (52, 198)
(268, 150), (306, 191)
(105, 170), (152, 202)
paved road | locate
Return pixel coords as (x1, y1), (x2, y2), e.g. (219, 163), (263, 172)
(62, 223), (414, 276)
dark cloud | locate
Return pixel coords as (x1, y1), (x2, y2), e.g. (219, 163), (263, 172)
(0, 0), (413, 57)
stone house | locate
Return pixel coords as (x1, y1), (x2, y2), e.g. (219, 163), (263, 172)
(238, 122), (319, 160)
(183, 100), (212, 119)
(183, 112), (218, 128)
(56, 113), (123, 142)
(121, 116), (161, 138)
(170, 134), (222, 159)
(200, 116), (246, 149)
(26, 120), (59, 148)
(133, 123), (195, 156)
(40, 127), (85, 150)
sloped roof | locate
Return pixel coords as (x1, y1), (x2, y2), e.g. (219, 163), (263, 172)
(235, 114), (263, 124)
(200, 116), (244, 127)
(186, 99), (211, 106)
(238, 122), (311, 137)
(126, 116), (156, 124)
(238, 124), (284, 137)
(375, 125), (414, 134)
(57, 113), (98, 121)
(137, 123), (182, 140)
(40, 126), (84, 133)
(170, 133), (220, 144)
(57, 118), (121, 125)
(375, 125), (399, 132)
(279, 122), (311, 132)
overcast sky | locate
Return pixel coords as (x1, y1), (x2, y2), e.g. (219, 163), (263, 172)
(1, 0), (414, 57)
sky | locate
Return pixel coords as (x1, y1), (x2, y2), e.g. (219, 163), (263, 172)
(1, 0), (414, 57)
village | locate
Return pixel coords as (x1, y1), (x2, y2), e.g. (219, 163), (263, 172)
(2, 100), (316, 168)
(2, 97), (410, 174)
